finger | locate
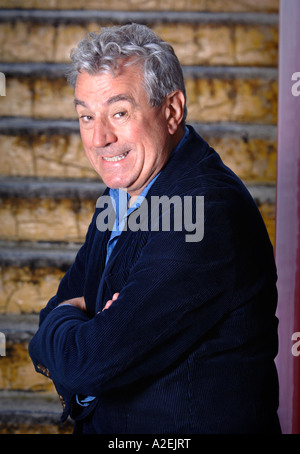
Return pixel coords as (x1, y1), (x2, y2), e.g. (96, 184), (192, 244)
(102, 293), (120, 311)
(102, 299), (113, 311)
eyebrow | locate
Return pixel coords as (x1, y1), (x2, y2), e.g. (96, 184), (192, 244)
(74, 98), (87, 108)
(106, 94), (136, 106)
(74, 94), (136, 109)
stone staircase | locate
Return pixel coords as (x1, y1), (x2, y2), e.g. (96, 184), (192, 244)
(0, 0), (279, 434)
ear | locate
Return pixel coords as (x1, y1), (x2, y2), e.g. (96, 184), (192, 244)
(164, 90), (185, 135)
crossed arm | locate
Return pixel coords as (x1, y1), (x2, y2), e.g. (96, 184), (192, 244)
(58, 293), (119, 313)
(29, 192), (256, 399)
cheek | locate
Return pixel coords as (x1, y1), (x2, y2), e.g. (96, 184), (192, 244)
(141, 132), (167, 164)
(80, 128), (93, 148)
(80, 131), (97, 162)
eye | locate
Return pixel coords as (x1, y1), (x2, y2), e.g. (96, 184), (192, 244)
(80, 115), (93, 123)
(114, 111), (127, 119)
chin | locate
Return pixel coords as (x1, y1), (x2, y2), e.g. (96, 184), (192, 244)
(102, 177), (130, 191)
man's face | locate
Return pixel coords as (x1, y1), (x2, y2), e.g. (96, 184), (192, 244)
(75, 62), (181, 199)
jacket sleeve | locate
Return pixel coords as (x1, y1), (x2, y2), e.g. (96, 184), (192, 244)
(28, 186), (277, 399)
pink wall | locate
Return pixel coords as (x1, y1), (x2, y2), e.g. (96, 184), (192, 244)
(276, 0), (300, 434)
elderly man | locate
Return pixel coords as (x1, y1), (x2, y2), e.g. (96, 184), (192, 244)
(29, 23), (281, 434)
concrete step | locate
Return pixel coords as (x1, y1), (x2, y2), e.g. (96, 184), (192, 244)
(0, 0), (279, 13)
(0, 119), (277, 184)
(0, 10), (278, 67)
(0, 241), (78, 314)
(0, 390), (73, 434)
(0, 315), (71, 434)
(0, 314), (55, 391)
(0, 68), (278, 124)
(0, 177), (104, 243)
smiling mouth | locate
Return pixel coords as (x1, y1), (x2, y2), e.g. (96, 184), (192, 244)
(102, 151), (130, 162)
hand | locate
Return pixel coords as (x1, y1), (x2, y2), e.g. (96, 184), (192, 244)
(102, 293), (119, 311)
(58, 296), (86, 311)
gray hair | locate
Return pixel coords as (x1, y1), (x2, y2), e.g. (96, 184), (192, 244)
(66, 23), (187, 122)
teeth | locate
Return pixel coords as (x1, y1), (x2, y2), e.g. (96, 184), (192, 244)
(103, 151), (129, 162)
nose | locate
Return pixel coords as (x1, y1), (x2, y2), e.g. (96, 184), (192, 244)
(92, 118), (117, 149)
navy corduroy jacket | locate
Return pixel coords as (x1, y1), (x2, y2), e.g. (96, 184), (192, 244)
(29, 126), (281, 434)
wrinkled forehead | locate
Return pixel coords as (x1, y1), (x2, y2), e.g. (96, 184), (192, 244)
(74, 63), (148, 110)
